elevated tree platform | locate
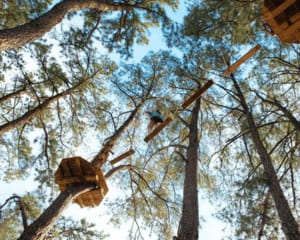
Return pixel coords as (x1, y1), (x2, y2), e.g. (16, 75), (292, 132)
(110, 149), (135, 165)
(224, 45), (261, 76)
(54, 157), (108, 208)
(263, 0), (300, 43)
(144, 117), (173, 142)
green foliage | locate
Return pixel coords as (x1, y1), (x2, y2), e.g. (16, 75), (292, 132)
(78, 1), (178, 57)
(50, 216), (109, 240)
(183, 0), (261, 44)
(0, 0), (299, 239)
(0, 194), (42, 240)
(0, 0), (52, 28)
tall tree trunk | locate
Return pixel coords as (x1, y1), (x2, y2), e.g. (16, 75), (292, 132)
(0, 0), (133, 51)
(177, 98), (201, 240)
(18, 185), (93, 240)
(91, 102), (143, 168)
(18, 102), (144, 240)
(230, 74), (300, 240)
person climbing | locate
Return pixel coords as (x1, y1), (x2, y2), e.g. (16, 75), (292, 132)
(145, 110), (164, 134)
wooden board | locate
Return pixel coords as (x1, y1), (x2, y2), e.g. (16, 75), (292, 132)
(263, 0), (300, 43)
(144, 117), (172, 142)
(74, 188), (105, 208)
(55, 175), (98, 186)
(265, 0), (296, 18)
(110, 149), (135, 165)
(54, 157), (108, 208)
(181, 80), (214, 109)
(224, 45), (261, 76)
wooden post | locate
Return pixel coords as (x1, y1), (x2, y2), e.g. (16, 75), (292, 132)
(110, 149), (135, 165)
(181, 80), (214, 109)
(224, 45), (261, 76)
(144, 117), (172, 142)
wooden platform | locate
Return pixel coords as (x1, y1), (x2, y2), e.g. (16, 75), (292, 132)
(224, 45), (261, 76)
(55, 157), (108, 208)
(263, 0), (300, 43)
(144, 117), (172, 142)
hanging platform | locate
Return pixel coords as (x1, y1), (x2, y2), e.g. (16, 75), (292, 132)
(110, 149), (135, 165)
(224, 45), (261, 76)
(181, 80), (214, 109)
(263, 0), (300, 43)
(144, 117), (172, 142)
(54, 157), (108, 208)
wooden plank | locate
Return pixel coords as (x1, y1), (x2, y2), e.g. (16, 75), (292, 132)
(90, 188), (104, 205)
(74, 196), (84, 208)
(224, 45), (261, 76)
(54, 168), (63, 182)
(181, 80), (214, 109)
(95, 168), (109, 195)
(86, 193), (96, 207)
(55, 175), (98, 185)
(60, 159), (71, 177)
(263, 7), (281, 30)
(279, 19), (300, 42)
(74, 157), (83, 177)
(75, 189), (104, 208)
(144, 117), (172, 142)
(290, 12), (300, 23)
(110, 149), (135, 165)
(270, 0), (296, 18)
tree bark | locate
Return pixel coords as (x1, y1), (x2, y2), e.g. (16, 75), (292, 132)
(0, 87), (27, 104)
(91, 102), (142, 168)
(18, 185), (93, 240)
(0, 0), (133, 51)
(230, 74), (300, 240)
(177, 98), (201, 240)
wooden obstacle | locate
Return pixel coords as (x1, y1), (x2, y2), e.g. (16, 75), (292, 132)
(55, 157), (108, 208)
(224, 45), (261, 76)
(110, 149), (135, 165)
(263, 0), (300, 43)
(181, 80), (214, 109)
(144, 80), (214, 142)
(144, 117), (172, 142)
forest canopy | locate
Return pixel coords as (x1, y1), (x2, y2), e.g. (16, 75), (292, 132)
(0, 0), (299, 240)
